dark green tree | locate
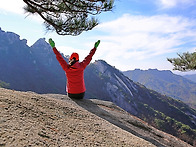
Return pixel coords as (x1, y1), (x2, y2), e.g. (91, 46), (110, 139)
(167, 52), (196, 71)
(23, 0), (114, 36)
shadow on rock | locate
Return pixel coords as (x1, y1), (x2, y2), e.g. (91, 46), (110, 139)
(73, 98), (167, 147)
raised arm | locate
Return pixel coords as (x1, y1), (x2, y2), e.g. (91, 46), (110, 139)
(81, 40), (100, 68)
(49, 38), (68, 71)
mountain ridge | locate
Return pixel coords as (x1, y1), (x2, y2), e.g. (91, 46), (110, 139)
(123, 69), (196, 109)
(0, 28), (196, 145)
(183, 74), (196, 83)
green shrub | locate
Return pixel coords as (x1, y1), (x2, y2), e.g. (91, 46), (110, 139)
(155, 118), (165, 128)
(0, 80), (10, 88)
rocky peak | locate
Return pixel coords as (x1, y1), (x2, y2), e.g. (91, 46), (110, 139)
(94, 60), (109, 73)
(32, 38), (46, 46)
(30, 38), (53, 55)
(6, 32), (20, 42)
(0, 28), (28, 47)
(0, 29), (20, 44)
(31, 38), (50, 49)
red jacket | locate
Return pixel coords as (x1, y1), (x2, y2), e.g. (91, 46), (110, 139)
(53, 47), (96, 94)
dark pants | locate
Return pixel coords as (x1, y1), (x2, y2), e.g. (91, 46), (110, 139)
(68, 92), (85, 99)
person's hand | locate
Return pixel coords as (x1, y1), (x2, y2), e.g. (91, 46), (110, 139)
(49, 38), (55, 48)
(94, 40), (100, 48)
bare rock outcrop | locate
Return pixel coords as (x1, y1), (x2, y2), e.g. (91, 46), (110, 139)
(0, 88), (191, 147)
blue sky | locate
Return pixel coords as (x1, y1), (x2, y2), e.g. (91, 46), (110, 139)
(0, 0), (196, 75)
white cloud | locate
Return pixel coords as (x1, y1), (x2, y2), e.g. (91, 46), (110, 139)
(92, 14), (196, 70)
(159, 0), (178, 8)
(98, 14), (193, 34)
(158, 0), (195, 8)
(0, 0), (25, 14)
(0, 0), (43, 23)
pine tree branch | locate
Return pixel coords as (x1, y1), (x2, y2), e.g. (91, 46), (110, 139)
(23, 0), (113, 35)
(167, 51), (196, 71)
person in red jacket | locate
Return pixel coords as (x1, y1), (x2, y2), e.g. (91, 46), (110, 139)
(49, 38), (100, 99)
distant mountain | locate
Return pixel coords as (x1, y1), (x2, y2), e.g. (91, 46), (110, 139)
(29, 38), (66, 93)
(0, 27), (66, 94)
(0, 27), (195, 145)
(123, 69), (196, 109)
(183, 74), (196, 83)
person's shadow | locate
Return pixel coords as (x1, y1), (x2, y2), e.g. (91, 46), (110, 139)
(73, 98), (166, 147)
